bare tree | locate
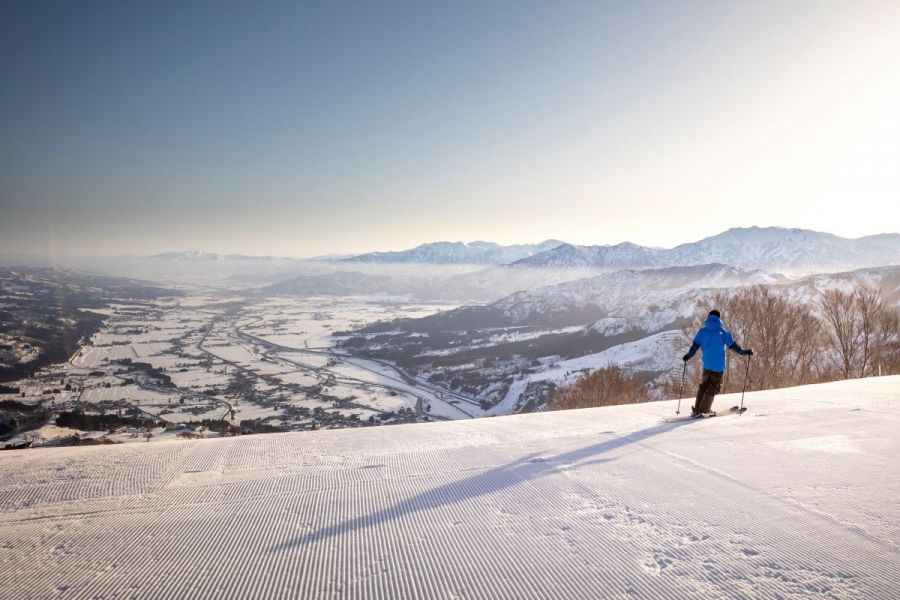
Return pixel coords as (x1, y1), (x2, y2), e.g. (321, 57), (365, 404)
(548, 365), (650, 411)
(626, 280), (894, 405)
(854, 285), (882, 377)
(681, 286), (828, 392)
(743, 286), (828, 389)
(818, 288), (860, 379)
(875, 307), (900, 375)
(787, 309), (827, 384)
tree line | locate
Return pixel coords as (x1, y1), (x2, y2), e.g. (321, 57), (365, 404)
(550, 282), (899, 411)
(681, 282), (899, 395)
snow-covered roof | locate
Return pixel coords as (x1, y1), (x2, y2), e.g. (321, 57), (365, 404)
(2, 376), (899, 598)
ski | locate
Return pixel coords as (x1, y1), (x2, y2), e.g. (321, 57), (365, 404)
(663, 405), (746, 424)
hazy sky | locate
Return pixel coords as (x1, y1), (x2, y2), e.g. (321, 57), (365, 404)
(2, 1), (899, 258)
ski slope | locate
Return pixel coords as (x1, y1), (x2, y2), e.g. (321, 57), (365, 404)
(2, 376), (899, 599)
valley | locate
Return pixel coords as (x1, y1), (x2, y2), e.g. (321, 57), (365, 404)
(2, 228), (899, 449)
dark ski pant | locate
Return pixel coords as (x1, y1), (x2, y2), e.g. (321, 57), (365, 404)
(694, 369), (724, 413)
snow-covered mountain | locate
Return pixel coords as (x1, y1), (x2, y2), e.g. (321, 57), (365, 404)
(510, 241), (663, 268)
(667, 227), (900, 272)
(4, 376), (899, 598)
(494, 263), (786, 324)
(513, 227), (900, 273)
(342, 240), (567, 265)
(388, 264), (787, 331)
(140, 227), (900, 274)
(782, 265), (900, 308)
(145, 251), (294, 262)
(425, 265), (609, 302)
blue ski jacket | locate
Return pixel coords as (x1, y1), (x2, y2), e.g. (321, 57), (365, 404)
(685, 314), (746, 373)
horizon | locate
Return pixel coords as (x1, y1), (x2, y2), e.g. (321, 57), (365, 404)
(1, 224), (898, 263)
(2, 2), (900, 257)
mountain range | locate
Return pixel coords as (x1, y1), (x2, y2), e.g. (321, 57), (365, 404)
(511, 227), (900, 272)
(361, 263), (788, 332)
(341, 240), (566, 265)
(120, 227), (900, 294)
(145, 251), (294, 262)
(141, 227), (900, 274)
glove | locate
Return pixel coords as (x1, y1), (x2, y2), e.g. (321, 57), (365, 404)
(744, 349), (754, 356)
(682, 353), (691, 362)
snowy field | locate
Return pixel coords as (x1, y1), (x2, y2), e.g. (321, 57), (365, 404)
(1, 376), (899, 599)
(16, 293), (470, 434)
(241, 296), (460, 349)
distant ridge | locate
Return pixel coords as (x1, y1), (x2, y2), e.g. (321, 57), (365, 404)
(512, 227), (900, 272)
(364, 262), (788, 331)
(144, 251), (293, 262)
(341, 240), (567, 265)
(511, 241), (661, 269)
(143, 227), (900, 273)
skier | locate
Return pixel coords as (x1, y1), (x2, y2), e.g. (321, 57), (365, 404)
(682, 309), (753, 417)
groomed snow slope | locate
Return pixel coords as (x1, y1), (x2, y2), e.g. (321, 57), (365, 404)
(2, 377), (899, 599)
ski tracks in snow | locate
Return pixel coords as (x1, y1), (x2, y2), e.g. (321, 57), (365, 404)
(1, 377), (900, 598)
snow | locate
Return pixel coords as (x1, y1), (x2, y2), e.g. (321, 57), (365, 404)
(279, 351), (331, 368)
(578, 329), (681, 372)
(345, 239), (566, 265)
(241, 296), (462, 348)
(79, 384), (170, 404)
(492, 263), (784, 327)
(513, 227), (900, 274)
(4, 423), (88, 446)
(167, 369), (230, 389)
(1, 376), (898, 597)
(490, 330), (682, 415)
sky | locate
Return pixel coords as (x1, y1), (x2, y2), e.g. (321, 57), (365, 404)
(1, 0), (899, 259)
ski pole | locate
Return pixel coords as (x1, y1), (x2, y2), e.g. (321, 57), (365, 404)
(676, 362), (686, 414)
(739, 356), (751, 415)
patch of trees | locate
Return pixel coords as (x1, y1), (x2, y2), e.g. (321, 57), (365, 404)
(62, 436), (121, 446)
(55, 410), (159, 431)
(177, 419), (231, 434)
(640, 283), (900, 398)
(548, 366), (651, 411)
(226, 372), (256, 401)
(550, 282), (899, 411)
(115, 359), (174, 387)
(674, 283), (899, 395)
(0, 310), (105, 383)
(819, 286), (900, 379)
(0, 399), (33, 411)
(239, 419), (287, 434)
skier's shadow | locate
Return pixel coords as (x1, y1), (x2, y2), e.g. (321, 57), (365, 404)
(271, 419), (690, 552)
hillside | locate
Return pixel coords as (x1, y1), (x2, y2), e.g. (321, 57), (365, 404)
(359, 263), (785, 333)
(1, 376), (899, 598)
